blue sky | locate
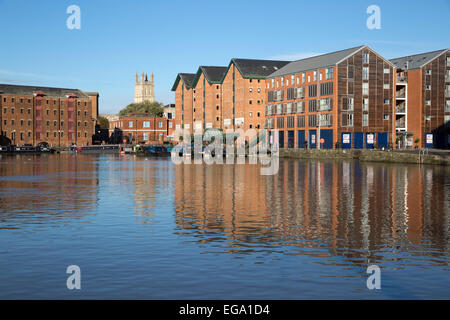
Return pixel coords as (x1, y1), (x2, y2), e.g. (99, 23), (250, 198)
(0, 0), (449, 113)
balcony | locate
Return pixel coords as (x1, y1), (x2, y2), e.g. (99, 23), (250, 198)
(396, 75), (407, 83)
(396, 89), (406, 99)
(396, 103), (406, 113)
(396, 119), (406, 129)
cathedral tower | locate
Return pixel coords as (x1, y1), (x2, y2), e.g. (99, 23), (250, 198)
(134, 71), (155, 103)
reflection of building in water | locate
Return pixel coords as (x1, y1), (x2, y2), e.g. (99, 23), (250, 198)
(0, 154), (99, 228)
(174, 160), (449, 263)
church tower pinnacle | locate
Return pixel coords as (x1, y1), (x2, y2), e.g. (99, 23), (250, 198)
(134, 71), (155, 103)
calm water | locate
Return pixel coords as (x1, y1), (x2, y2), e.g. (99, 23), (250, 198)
(0, 153), (448, 299)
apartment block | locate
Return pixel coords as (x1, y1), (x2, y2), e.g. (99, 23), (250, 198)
(0, 84), (97, 147)
(221, 58), (289, 132)
(172, 73), (195, 132)
(265, 46), (396, 149)
(390, 49), (450, 148)
(191, 66), (227, 131)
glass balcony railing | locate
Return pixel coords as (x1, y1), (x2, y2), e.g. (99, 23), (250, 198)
(396, 90), (406, 98)
(396, 120), (406, 128)
(397, 76), (407, 83)
(396, 105), (406, 113)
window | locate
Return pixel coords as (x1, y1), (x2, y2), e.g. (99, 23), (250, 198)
(319, 73), (322, 81)
(257, 88), (261, 93)
(363, 98), (369, 111)
(158, 121), (163, 128)
(326, 67), (333, 80)
(363, 113), (369, 126)
(348, 81), (354, 94)
(28, 108), (31, 114)
(384, 99), (390, 105)
(446, 85), (450, 97)
(384, 68), (390, 74)
(143, 121), (150, 128)
(347, 65), (354, 78)
(308, 100), (318, 112)
(302, 73), (305, 83)
(287, 116), (295, 128)
(297, 115), (305, 128)
(286, 103), (293, 114)
(129, 121), (133, 128)
(308, 114), (318, 127)
(383, 114), (390, 120)
(291, 75), (294, 84)
(296, 77), (299, 85)
(271, 79), (275, 88)
(319, 114), (332, 126)
(320, 82), (333, 96)
(342, 112), (353, 127)
(308, 84), (317, 97)
(297, 101), (304, 113)
(384, 83), (390, 89)
(296, 87), (304, 99)
(169, 122), (173, 128)
(287, 87), (295, 100)
(277, 117), (284, 128)
(249, 87), (253, 92)
(447, 57), (450, 67)
(20, 108), (23, 114)
(343, 97), (354, 111)
(363, 67), (369, 80)
(281, 78), (284, 87)
(143, 133), (149, 141)
(313, 71), (317, 81)
(11, 108), (14, 114)
(249, 100), (252, 104)
(445, 115), (450, 127)
(286, 79), (289, 86)
(426, 85), (431, 90)
(61, 110), (64, 115)
(425, 100), (431, 106)
(363, 53), (369, 64)
(425, 69), (432, 75)
(319, 98), (332, 111)
(257, 112), (260, 117)
(249, 112), (253, 117)
(446, 100), (450, 112)
(363, 82), (369, 96)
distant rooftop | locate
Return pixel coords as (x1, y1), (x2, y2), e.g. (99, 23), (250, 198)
(390, 49), (448, 70)
(269, 46), (366, 77)
(171, 73), (196, 91)
(230, 58), (290, 79)
(0, 83), (90, 98)
(192, 66), (228, 87)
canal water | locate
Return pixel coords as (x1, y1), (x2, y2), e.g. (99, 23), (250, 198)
(0, 154), (448, 299)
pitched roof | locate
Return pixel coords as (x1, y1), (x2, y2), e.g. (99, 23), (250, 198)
(268, 45), (367, 77)
(0, 84), (90, 98)
(231, 58), (291, 79)
(191, 66), (227, 88)
(171, 73), (196, 91)
(390, 49), (448, 70)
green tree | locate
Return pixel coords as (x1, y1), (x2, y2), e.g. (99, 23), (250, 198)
(97, 116), (109, 129)
(119, 101), (164, 117)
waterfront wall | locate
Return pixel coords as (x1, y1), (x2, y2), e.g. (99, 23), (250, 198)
(279, 148), (450, 166)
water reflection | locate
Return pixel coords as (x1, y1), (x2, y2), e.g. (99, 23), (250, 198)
(174, 160), (449, 266)
(0, 154), (99, 229)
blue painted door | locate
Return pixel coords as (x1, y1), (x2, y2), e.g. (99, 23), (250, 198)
(309, 130), (317, 149)
(378, 132), (388, 149)
(320, 129), (333, 149)
(279, 131), (284, 148)
(287, 130), (294, 148)
(354, 132), (364, 149)
(297, 130), (305, 149)
(365, 133), (375, 149)
(341, 132), (352, 149)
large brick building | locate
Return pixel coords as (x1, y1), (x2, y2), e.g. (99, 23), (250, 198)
(172, 73), (195, 132)
(191, 66), (227, 131)
(0, 84), (98, 147)
(109, 113), (173, 144)
(390, 49), (450, 148)
(264, 45), (396, 149)
(221, 59), (289, 132)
